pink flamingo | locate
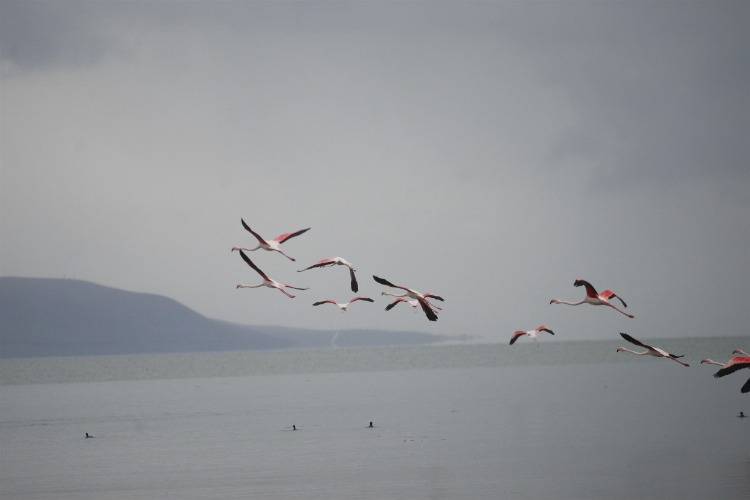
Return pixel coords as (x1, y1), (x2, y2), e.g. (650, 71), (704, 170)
(298, 257), (359, 293)
(312, 296), (374, 311)
(236, 250), (308, 298)
(510, 326), (554, 346)
(373, 276), (442, 321)
(550, 278), (634, 318)
(231, 219), (310, 261)
(616, 332), (689, 366)
(702, 351), (750, 394)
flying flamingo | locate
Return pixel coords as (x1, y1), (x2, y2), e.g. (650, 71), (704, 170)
(616, 332), (689, 366)
(383, 295), (443, 315)
(312, 296), (374, 311)
(384, 297), (419, 312)
(550, 278), (634, 318)
(510, 326), (554, 346)
(236, 249), (308, 298)
(381, 291), (442, 312)
(298, 257), (359, 293)
(231, 219), (310, 261)
(702, 352), (750, 394)
(373, 276), (442, 321)
(381, 290), (444, 303)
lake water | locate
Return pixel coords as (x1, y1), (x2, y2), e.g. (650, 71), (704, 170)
(1, 338), (748, 499)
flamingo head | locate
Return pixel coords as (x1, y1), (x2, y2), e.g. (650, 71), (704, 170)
(616, 347), (625, 352)
(231, 246), (240, 252)
(699, 359), (712, 364)
(732, 348), (748, 355)
(549, 299), (558, 304)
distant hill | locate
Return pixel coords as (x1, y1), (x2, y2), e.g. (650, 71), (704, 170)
(0, 277), (444, 358)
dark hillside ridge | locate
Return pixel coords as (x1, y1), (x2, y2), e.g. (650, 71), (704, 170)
(0, 277), (443, 358)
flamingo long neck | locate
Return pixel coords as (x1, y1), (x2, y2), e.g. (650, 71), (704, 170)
(383, 291), (408, 299)
(554, 299), (585, 306)
(233, 245), (261, 252)
(619, 348), (648, 356)
(236, 283), (262, 289)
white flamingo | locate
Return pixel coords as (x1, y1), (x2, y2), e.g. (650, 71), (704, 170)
(373, 275), (442, 321)
(312, 296), (374, 311)
(231, 219), (310, 261)
(236, 249), (308, 298)
(298, 257), (359, 293)
(616, 332), (689, 366)
(550, 278), (634, 318)
(510, 326), (554, 346)
(702, 351), (750, 394)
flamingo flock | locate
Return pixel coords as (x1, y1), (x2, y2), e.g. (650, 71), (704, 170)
(232, 219), (747, 396)
(232, 219), (443, 322)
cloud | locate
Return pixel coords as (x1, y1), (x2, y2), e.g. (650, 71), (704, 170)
(1, 1), (747, 343)
(0, 1), (127, 72)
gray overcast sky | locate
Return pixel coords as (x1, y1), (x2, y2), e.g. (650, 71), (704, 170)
(1, 1), (748, 343)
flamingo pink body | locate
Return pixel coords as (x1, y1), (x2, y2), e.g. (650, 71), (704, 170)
(510, 326), (554, 346)
(312, 296), (374, 311)
(616, 332), (689, 366)
(550, 278), (634, 318)
(231, 219), (310, 261)
(702, 353), (750, 393)
(236, 249), (308, 298)
(373, 276), (442, 322)
(298, 257), (359, 293)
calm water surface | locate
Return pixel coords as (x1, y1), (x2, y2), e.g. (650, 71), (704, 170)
(1, 338), (748, 499)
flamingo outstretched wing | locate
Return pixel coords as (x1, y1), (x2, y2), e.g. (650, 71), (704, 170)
(274, 227), (310, 243)
(298, 258), (337, 272)
(510, 331), (526, 345)
(714, 357), (750, 378)
(313, 300), (338, 307)
(350, 296), (374, 304)
(240, 219), (268, 245)
(601, 289), (628, 308)
(574, 279), (599, 298)
(348, 267), (359, 293)
(239, 250), (270, 280)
